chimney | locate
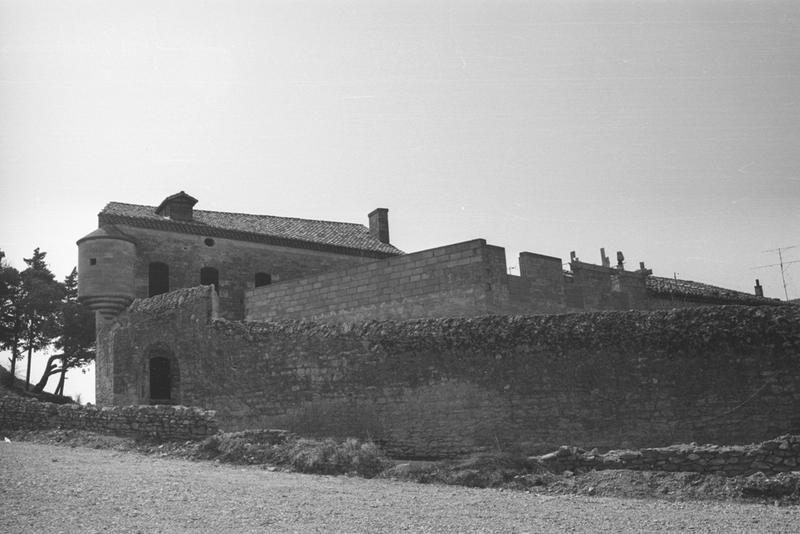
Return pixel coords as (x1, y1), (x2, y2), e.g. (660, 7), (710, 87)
(368, 208), (390, 244)
(754, 279), (764, 297)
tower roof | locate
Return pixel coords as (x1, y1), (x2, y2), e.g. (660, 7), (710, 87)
(76, 224), (138, 245)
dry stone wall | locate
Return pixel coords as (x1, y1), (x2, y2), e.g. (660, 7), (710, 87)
(100, 292), (800, 458)
(536, 435), (800, 477)
(0, 395), (218, 440)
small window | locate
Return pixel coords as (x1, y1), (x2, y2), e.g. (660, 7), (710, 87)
(255, 272), (271, 288)
(200, 266), (219, 292)
(204, 238), (215, 247)
(90, 258), (97, 265)
(148, 262), (169, 297)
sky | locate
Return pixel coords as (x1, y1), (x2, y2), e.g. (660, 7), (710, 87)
(1, 0), (799, 401)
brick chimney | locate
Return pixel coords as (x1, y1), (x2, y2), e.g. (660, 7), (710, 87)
(754, 279), (764, 297)
(368, 208), (390, 244)
(155, 191), (198, 222)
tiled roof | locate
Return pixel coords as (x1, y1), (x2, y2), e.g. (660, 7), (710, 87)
(646, 276), (777, 305)
(128, 285), (213, 315)
(99, 202), (403, 258)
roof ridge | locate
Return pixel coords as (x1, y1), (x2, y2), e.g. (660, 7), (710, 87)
(649, 275), (749, 293)
(103, 201), (367, 228)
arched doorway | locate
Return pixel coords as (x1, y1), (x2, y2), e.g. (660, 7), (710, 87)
(145, 345), (179, 404)
(149, 356), (172, 401)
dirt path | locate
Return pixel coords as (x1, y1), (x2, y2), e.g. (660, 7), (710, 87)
(2, 442), (799, 533)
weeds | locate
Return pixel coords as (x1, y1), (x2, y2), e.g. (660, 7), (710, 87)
(196, 433), (390, 477)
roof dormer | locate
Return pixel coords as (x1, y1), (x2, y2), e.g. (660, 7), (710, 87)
(155, 191), (198, 222)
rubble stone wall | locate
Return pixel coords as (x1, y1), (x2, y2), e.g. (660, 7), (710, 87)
(100, 294), (800, 458)
(537, 435), (800, 477)
(0, 395), (218, 440)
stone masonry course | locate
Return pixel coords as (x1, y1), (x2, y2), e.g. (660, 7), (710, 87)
(99, 285), (800, 458)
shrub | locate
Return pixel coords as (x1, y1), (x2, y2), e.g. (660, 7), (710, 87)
(274, 437), (390, 477)
(193, 432), (390, 477)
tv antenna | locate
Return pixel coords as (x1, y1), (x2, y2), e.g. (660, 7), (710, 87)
(754, 245), (799, 301)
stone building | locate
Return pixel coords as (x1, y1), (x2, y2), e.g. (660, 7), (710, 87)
(77, 191), (402, 321)
(78, 191), (775, 327)
(76, 192), (793, 455)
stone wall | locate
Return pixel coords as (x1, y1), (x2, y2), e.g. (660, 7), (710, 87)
(245, 239), (591, 323)
(565, 261), (651, 311)
(114, 225), (381, 320)
(100, 291), (800, 458)
(0, 395), (218, 440)
(97, 285), (219, 407)
(243, 238), (774, 324)
(245, 239), (512, 322)
(536, 435), (800, 477)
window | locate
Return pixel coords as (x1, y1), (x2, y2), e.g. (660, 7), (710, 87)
(255, 272), (272, 288)
(149, 356), (172, 401)
(148, 262), (169, 297)
(200, 266), (219, 292)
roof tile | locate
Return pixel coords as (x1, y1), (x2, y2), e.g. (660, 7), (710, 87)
(100, 202), (403, 257)
(646, 276), (777, 305)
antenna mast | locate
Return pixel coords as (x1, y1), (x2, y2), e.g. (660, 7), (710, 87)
(755, 246), (800, 301)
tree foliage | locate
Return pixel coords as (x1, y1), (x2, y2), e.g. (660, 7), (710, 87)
(42, 268), (96, 395)
(1, 248), (96, 395)
(0, 250), (22, 385)
(18, 248), (64, 389)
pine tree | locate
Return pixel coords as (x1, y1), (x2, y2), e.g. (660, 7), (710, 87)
(18, 248), (64, 390)
(42, 267), (95, 395)
(0, 250), (22, 386)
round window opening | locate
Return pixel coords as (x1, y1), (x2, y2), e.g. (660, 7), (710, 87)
(204, 238), (215, 247)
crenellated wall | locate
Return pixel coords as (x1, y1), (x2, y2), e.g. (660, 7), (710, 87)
(245, 239), (513, 323)
(243, 239), (778, 325)
(242, 239), (635, 324)
(98, 287), (800, 458)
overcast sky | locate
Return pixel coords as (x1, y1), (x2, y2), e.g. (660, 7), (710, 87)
(2, 0), (799, 400)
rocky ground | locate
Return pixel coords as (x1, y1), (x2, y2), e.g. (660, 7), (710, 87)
(7, 429), (800, 504)
(3, 437), (800, 534)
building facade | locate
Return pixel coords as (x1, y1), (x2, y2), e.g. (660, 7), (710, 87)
(76, 192), (791, 456)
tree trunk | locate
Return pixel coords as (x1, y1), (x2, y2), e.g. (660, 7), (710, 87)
(7, 319), (20, 387)
(8, 355), (15, 386)
(55, 359), (67, 396)
(25, 332), (33, 390)
(8, 327), (19, 386)
(32, 354), (61, 393)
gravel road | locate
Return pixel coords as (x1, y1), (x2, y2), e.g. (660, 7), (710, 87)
(2, 442), (799, 533)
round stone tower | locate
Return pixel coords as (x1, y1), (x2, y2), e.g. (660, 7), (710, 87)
(76, 225), (137, 320)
